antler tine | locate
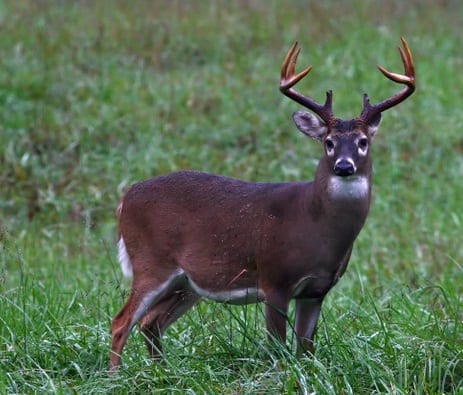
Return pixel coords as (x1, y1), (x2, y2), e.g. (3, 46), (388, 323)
(280, 42), (334, 123)
(361, 37), (416, 121)
(377, 37), (415, 86)
(280, 42), (313, 88)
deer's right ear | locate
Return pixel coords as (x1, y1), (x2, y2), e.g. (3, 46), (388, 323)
(292, 111), (328, 141)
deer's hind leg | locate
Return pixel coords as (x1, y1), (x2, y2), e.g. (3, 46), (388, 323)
(110, 267), (186, 371)
(139, 283), (200, 359)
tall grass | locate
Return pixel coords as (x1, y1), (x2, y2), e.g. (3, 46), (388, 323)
(1, 0), (462, 393)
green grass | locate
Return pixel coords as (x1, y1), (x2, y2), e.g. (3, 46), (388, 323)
(1, 0), (463, 393)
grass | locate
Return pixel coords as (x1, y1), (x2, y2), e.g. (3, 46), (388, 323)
(1, 0), (463, 393)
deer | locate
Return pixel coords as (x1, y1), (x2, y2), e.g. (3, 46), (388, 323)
(110, 37), (415, 371)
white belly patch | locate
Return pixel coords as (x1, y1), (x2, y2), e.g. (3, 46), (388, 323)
(188, 279), (264, 304)
(328, 175), (369, 200)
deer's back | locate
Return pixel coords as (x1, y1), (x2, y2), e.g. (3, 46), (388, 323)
(119, 170), (309, 225)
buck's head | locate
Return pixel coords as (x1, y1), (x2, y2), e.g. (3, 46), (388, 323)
(280, 38), (415, 180)
(292, 107), (379, 179)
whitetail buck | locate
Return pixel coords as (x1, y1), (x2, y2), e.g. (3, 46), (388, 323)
(110, 38), (415, 370)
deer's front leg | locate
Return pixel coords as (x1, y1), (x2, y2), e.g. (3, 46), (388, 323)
(265, 291), (291, 346)
(295, 297), (323, 356)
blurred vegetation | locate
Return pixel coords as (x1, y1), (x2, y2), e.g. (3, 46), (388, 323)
(0, 0), (462, 393)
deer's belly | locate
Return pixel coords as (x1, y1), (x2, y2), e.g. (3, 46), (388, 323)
(188, 277), (265, 304)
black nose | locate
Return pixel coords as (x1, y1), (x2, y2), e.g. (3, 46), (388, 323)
(334, 159), (355, 177)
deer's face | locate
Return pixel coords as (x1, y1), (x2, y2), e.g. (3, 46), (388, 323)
(292, 111), (380, 179)
(323, 120), (373, 178)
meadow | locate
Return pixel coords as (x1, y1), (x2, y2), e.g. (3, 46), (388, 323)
(0, 0), (462, 393)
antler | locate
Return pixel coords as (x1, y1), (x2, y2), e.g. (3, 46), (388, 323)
(280, 42), (334, 124)
(360, 37), (416, 121)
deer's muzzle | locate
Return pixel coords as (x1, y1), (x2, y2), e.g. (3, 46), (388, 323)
(334, 158), (356, 177)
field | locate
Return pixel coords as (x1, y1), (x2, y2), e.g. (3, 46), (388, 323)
(1, 0), (462, 393)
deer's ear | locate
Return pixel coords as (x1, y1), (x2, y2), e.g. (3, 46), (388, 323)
(292, 111), (327, 141)
(367, 113), (382, 138)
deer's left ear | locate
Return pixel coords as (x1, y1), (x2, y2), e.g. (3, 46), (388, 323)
(367, 113), (381, 138)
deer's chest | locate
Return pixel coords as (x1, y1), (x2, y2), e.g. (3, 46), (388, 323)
(292, 274), (336, 299)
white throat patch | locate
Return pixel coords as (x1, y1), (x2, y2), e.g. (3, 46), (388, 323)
(328, 175), (369, 200)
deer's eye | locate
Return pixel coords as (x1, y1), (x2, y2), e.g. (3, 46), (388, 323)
(358, 137), (368, 151)
(325, 138), (335, 153)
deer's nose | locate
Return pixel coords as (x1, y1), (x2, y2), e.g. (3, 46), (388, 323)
(334, 159), (356, 177)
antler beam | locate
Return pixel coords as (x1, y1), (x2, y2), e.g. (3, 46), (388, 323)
(280, 42), (334, 124)
(361, 37), (416, 121)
